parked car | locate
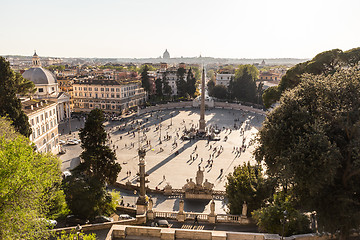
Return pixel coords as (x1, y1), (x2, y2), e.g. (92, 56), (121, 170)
(65, 215), (89, 227)
(91, 215), (114, 224)
(67, 139), (80, 145)
(62, 170), (72, 178)
(59, 140), (66, 145)
(118, 214), (134, 220)
(151, 219), (170, 228)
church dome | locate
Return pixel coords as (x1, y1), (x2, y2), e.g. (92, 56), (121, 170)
(163, 49), (170, 59)
(22, 67), (57, 85)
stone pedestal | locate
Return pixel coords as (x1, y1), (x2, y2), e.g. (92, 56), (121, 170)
(136, 203), (147, 215)
(147, 210), (154, 220)
(208, 214), (216, 223)
(164, 183), (172, 195)
(177, 200), (185, 222)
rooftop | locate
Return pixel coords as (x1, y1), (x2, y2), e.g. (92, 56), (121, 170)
(22, 99), (56, 115)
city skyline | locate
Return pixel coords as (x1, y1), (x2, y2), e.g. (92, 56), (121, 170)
(1, 0), (359, 59)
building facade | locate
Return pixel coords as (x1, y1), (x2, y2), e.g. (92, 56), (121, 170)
(216, 69), (235, 88)
(72, 79), (146, 113)
(22, 99), (59, 154)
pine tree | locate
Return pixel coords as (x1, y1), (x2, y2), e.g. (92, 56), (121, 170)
(79, 109), (121, 184)
(0, 57), (34, 137)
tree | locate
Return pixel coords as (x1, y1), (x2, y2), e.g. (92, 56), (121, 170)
(228, 64), (258, 103)
(155, 78), (163, 97)
(252, 192), (311, 237)
(263, 48), (360, 108)
(186, 68), (197, 98)
(140, 65), (151, 92)
(0, 118), (65, 239)
(207, 78), (216, 96)
(63, 174), (110, 219)
(79, 109), (121, 184)
(176, 67), (187, 97)
(211, 85), (228, 99)
(0, 57), (35, 137)
(255, 68), (360, 239)
(226, 163), (274, 216)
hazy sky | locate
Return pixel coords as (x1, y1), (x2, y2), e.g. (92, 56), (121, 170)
(1, 0), (359, 59)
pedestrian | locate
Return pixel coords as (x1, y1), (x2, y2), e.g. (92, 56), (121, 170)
(194, 215), (199, 225)
(163, 175), (166, 181)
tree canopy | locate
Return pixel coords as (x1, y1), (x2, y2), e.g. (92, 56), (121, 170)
(228, 64), (258, 103)
(226, 163), (274, 216)
(262, 47), (360, 108)
(140, 65), (151, 93)
(255, 67), (360, 239)
(79, 109), (121, 184)
(0, 118), (65, 239)
(0, 57), (35, 137)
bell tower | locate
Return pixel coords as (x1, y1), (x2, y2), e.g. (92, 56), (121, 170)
(32, 50), (41, 67)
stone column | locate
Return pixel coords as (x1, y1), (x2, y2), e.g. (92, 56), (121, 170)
(177, 200), (186, 222)
(208, 200), (216, 223)
(199, 68), (206, 133)
(136, 148), (149, 215)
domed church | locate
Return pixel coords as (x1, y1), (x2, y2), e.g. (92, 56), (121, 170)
(22, 52), (71, 123)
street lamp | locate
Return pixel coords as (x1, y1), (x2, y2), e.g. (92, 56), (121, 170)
(282, 210), (288, 240)
(75, 224), (82, 240)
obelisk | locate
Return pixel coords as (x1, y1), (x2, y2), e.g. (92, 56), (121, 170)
(199, 68), (206, 133)
(136, 126), (149, 215)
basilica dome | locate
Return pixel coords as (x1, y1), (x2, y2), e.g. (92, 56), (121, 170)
(22, 67), (57, 85)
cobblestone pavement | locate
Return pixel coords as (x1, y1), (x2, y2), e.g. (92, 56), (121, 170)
(107, 108), (264, 191)
(58, 108), (265, 214)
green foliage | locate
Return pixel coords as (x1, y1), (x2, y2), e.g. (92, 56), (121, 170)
(228, 64), (258, 103)
(140, 65), (151, 93)
(207, 79), (216, 96)
(46, 65), (65, 72)
(0, 57), (34, 137)
(225, 163), (274, 215)
(252, 192), (311, 237)
(262, 86), (281, 108)
(56, 230), (96, 240)
(263, 47), (360, 107)
(155, 78), (163, 97)
(176, 67), (187, 97)
(99, 64), (124, 71)
(139, 64), (156, 73)
(186, 68), (197, 98)
(63, 174), (110, 219)
(211, 85), (228, 99)
(0, 122), (65, 239)
(255, 67), (360, 238)
(79, 109), (121, 184)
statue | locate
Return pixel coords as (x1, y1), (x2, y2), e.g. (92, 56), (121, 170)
(203, 179), (214, 191)
(242, 201), (248, 217)
(148, 197), (153, 211)
(188, 178), (196, 190)
(179, 200), (184, 213)
(182, 179), (190, 191)
(210, 200), (215, 215)
(196, 166), (204, 186)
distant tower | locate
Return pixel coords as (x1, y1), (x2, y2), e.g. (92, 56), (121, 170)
(163, 49), (170, 59)
(261, 59), (266, 66)
(32, 51), (41, 67)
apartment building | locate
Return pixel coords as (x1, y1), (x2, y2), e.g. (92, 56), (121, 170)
(72, 79), (146, 113)
(22, 99), (59, 154)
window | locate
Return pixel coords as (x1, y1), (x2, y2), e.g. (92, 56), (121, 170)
(84, 93), (87, 97)
(116, 88), (120, 92)
(95, 93), (98, 98)
(38, 88), (44, 92)
(42, 126), (45, 133)
(36, 116), (39, 123)
(74, 87), (77, 90)
(90, 104), (93, 108)
(37, 128), (40, 136)
(105, 88), (109, 91)
(45, 112), (48, 119)
(49, 111), (52, 117)
(51, 133), (54, 138)
(79, 93), (83, 96)
(106, 94), (109, 98)
(101, 88), (104, 91)
(111, 94), (114, 98)
(84, 87), (87, 91)
(31, 119), (34, 125)
(94, 87), (98, 91)
(116, 94), (120, 98)
(32, 131), (36, 139)
(89, 87), (92, 91)
(53, 109), (55, 114)
(41, 114), (43, 121)
(52, 87), (55, 91)
(89, 93), (92, 97)
(75, 93), (77, 96)
(111, 88), (114, 92)
(43, 139), (46, 146)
